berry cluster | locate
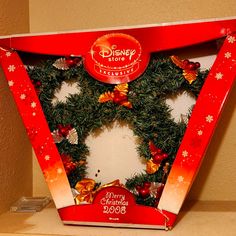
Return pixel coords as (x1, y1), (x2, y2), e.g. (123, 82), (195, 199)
(152, 149), (168, 164)
(57, 124), (73, 137)
(65, 57), (81, 67)
(136, 182), (151, 198)
(183, 59), (200, 70)
(61, 154), (77, 174)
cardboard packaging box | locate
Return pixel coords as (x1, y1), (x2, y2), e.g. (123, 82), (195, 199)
(0, 17), (235, 229)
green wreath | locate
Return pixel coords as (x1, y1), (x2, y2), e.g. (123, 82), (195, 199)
(28, 54), (208, 207)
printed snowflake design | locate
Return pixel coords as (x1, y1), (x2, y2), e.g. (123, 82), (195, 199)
(5, 51), (11, 57)
(224, 52), (232, 59)
(215, 72), (223, 80)
(32, 112), (36, 116)
(182, 150), (188, 157)
(197, 130), (203, 136)
(8, 80), (14, 87)
(57, 168), (63, 174)
(31, 102), (37, 108)
(206, 115), (214, 123)
(228, 36), (236, 44)
(8, 65), (16, 72)
(177, 176), (184, 183)
(45, 155), (50, 161)
(20, 94), (26, 100)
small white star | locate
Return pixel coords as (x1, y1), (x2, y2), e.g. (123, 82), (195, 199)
(177, 176), (184, 183)
(215, 72), (223, 80)
(8, 80), (14, 87)
(31, 102), (36, 108)
(8, 65), (16, 72)
(5, 51), (11, 57)
(182, 150), (188, 157)
(206, 115), (214, 123)
(224, 52), (232, 59)
(20, 94), (26, 100)
(44, 155), (50, 161)
(197, 130), (203, 136)
(228, 36), (236, 44)
(57, 168), (63, 174)
(32, 112), (36, 116)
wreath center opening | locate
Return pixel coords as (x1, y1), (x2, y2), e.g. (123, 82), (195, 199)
(85, 121), (145, 185)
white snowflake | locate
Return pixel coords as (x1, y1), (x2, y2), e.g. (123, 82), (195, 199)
(20, 94), (26, 100)
(31, 102), (36, 108)
(224, 52), (232, 59)
(32, 112), (36, 116)
(197, 130), (203, 136)
(57, 168), (63, 174)
(6, 51), (11, 57)
(177, 176), (184, 183)
(182, 150), (188, 157)
(8, 65), (16, 72)
(228, 36), (236, 44)
(215, 72), (223, 80)
(44, 155), (50, 161)
(8, 80), (14, 87)
(206, 115), (214, 123)
(51, 81), (81, 106)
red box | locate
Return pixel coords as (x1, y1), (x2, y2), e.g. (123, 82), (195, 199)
(0, 17), (236, 229)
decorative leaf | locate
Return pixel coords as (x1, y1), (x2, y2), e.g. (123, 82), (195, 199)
(53, 58), (69, 70)
(183, 70), (197, 84)
(67, 128), (78, 145)
(98, 91), (114, 103)
(170, 55), (185, 69)
(114, 83), (129, 96)
(146, 159), (159, 174)
(120, 101), (132, 109)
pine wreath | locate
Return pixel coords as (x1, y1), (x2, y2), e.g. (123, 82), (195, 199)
(28, 54), (208, 207)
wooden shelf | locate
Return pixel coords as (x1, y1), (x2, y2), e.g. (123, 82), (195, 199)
(0, 201), (236, 236)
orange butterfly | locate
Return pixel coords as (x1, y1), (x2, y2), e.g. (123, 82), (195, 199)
(98, 83), (132, 108)
(170, 56), (200, 84)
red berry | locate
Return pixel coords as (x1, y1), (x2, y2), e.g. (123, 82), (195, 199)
(58, 127), (68, 137)
(195, 62), (201, 68)
(183, 59), (189, 66)
(65, 57), (77, 67)
(139, 188), (150, 198)
(73, 58), (81, 64)
(143, 182), (151, 188)
(136, 185), (142, 191)
(153, 154), (164, 163)
(113, 96), (123, 104)
(57, 124), (71, 137)
(35, 81), (42, 87)
(187, 62), (196, 70)
(113, 92), (126, 104)
(162, 153), (168, 159)
(156, 148), (162, 154)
